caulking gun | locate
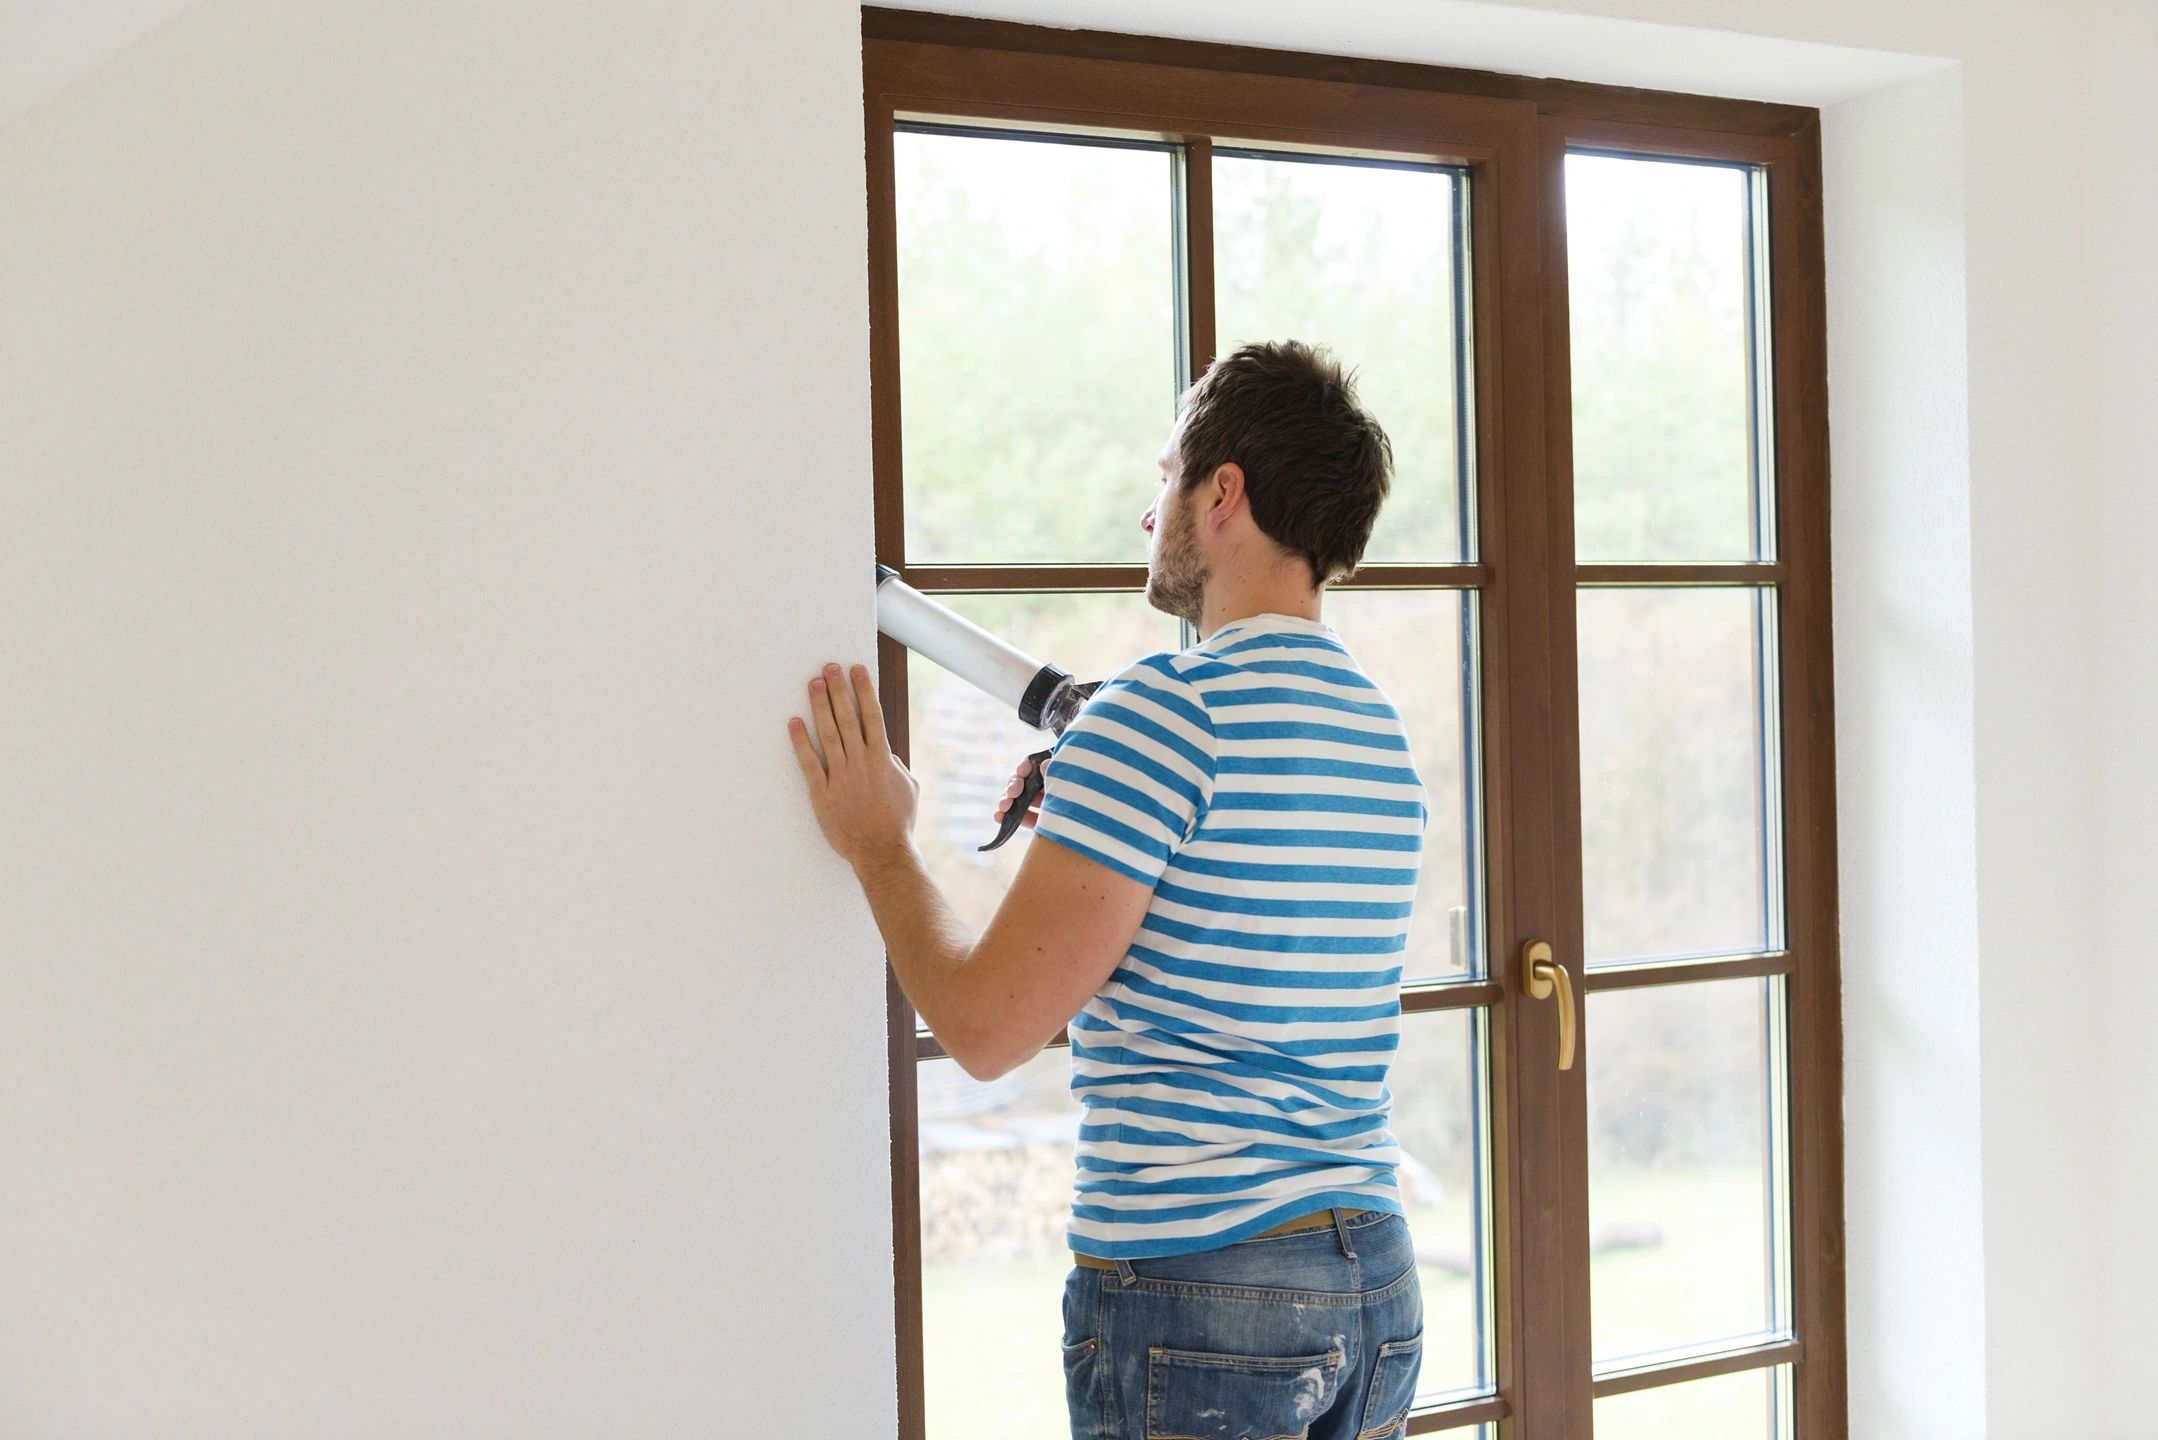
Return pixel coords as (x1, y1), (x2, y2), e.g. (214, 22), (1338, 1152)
(874, 564), (1100, 852)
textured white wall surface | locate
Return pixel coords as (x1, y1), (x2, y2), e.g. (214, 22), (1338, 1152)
(3, 0), (2149, 1435)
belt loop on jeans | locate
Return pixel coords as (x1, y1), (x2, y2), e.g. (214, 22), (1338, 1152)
(1331, 1206), (1355, 1257)
(1113, 1257), (1137, 1287)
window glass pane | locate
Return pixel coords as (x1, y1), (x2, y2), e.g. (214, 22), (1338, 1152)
(1593, 1364), (1788, 1440)
(907, 593), (1179, 938)
(1577, 586), (1779, 965)
(1392, 1006), (1495, 1402)
(1327, 590), (1483, 981)
(896, 128), (1177, 564)
(1215, 153), (1471, 562)
(1588, 978), (1782, 1363)
(917, 1045), (1078, 1440)
(1566, 153), (1769, 563)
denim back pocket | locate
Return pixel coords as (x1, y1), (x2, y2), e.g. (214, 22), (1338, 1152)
(1144, 1342), (1343, 1440)
(1353, 1331), (1424, 1440)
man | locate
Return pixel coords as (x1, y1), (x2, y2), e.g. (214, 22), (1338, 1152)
(787, 341), (1428, 1440)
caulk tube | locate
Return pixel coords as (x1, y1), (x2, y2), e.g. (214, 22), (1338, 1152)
(874, 564), (1073, 729)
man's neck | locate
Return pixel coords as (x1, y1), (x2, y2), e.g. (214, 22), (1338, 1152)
(1198, 576), (1322, 639)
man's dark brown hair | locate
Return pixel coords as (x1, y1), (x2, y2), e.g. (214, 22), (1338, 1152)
(1171, 340), (1396, 585)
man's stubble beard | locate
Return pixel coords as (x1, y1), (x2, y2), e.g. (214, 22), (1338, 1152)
(1145, 491), (1208, 627)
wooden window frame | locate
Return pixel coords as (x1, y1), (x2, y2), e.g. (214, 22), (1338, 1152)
(863, 9), (1845, 1437)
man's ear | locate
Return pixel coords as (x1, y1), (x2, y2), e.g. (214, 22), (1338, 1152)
(1205, 462), (1247, 534)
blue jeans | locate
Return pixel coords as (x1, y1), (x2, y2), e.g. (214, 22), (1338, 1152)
(1061, 1209), (1423, 1440)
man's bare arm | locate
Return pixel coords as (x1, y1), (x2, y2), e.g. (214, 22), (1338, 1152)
(856, 834), (1150, 1080)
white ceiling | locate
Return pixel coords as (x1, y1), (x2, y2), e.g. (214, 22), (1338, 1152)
(0, 0), (204, 129)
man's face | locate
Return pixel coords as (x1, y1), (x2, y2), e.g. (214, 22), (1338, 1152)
(1142, 436), (1206, 625)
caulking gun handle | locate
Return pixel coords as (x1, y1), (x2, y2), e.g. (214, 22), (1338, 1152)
(979, 747), (1054, 853)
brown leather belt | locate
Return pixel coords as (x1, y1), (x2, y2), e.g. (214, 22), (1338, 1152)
(1072, 1207), (1369, 1271)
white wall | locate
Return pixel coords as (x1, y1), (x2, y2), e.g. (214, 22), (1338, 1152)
(1819, 68), (1985, 1439)
(0, 0), (202, 122)
(2091, 3), (2158, 1436)
(4, 0), (2150, 1436)
(0, 2), (890, 1436)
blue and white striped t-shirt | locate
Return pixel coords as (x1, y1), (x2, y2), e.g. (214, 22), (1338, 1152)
(1032, 611), (1428, 1259)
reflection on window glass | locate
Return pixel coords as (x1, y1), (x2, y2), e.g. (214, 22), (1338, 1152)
(1588, 979), (1782, 1365)
(1215, 153), (1471, 562)
(1390, 1008), (1494, 1402)
(1566, 153), (1768, 563)
(1592, 1363), (1787, 1440)
(896, 128), (1177, 563)
(917, 1045), (1082, 1439)
(1577, 586), (1778, 964)
(907, 593), (1180, 937)
(1326, 590), (1482, 981)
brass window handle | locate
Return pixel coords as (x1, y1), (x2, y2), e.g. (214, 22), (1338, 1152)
(1521, 940), (1576, 1071)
